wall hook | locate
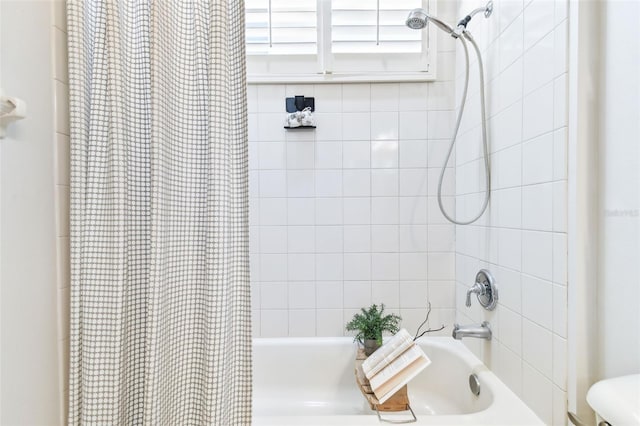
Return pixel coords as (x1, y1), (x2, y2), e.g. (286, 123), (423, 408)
(0, 89), (27, 138)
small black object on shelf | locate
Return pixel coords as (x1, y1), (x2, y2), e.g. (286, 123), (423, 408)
(286, 95), (314, 113)
(284, 95), (316, 129)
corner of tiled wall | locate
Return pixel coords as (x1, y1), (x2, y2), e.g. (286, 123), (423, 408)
(454, 0), (568, 424)
(51, 0), (70, 424)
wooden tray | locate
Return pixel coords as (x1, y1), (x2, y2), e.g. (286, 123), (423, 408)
(354, 348), (410, 412)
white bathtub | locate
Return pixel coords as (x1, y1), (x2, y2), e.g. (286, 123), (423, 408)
(253, 337), (543, 425)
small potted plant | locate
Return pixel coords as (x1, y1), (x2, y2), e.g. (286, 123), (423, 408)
(346, 304), (401, 356)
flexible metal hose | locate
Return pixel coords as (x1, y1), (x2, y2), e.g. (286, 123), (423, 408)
(437, 31), (491, 225)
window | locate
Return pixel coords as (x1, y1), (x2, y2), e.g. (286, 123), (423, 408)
(245, 0), (437, 83)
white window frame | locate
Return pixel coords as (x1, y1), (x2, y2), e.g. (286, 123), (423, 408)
(246, 0), (438, 84)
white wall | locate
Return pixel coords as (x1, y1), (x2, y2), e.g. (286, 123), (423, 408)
(0, 1), (69, 424)
(248, 78), (462, 338)
(596, 0), (640, 379)
(566, 0), (600, 419)
(453, 0), (569, 424)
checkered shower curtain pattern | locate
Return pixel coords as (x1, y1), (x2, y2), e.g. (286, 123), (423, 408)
(67, 1), (251, 424)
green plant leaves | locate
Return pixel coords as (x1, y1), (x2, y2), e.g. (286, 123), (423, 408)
(345, 303), (401, 345)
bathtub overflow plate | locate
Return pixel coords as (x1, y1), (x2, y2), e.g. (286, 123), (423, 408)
(469, 374), (481, 396)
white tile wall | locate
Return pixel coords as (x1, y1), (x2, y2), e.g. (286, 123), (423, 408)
(455, 0), (568, 424)
(249, 81), (457, 339)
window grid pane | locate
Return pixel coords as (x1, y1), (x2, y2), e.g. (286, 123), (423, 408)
(331, 0), (423, 54)
(246, 0), (318, 55)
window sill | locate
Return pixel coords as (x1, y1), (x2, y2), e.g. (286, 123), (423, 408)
(247, 71), (437, 85)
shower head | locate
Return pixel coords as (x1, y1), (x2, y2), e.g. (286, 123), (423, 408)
(405, 9), (455, 34)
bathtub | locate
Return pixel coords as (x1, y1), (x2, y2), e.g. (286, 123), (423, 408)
(253, 337), (543, 425)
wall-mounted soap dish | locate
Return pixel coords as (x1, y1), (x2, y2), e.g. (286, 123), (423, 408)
(284, 125), (316, 129)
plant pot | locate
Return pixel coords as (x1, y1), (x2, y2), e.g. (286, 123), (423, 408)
(363, 339), (381, 356)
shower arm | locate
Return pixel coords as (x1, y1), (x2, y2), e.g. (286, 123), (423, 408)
(453, 1), (493, 37)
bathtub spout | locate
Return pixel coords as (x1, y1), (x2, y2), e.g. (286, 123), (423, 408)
(452, 321), (492, 340)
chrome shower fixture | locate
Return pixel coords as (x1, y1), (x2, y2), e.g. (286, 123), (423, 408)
(406, 1), (493, 38)
(405, 1), (494, 225)
(457, 1), (494, 30)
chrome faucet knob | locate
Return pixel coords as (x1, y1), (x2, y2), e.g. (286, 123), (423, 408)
(464, 270), (498, 310)
(465, 282), (483, 307)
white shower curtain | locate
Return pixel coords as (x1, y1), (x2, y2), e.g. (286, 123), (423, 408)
(67, 1), (251, 424)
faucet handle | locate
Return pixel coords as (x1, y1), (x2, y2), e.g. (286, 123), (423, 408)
(465, 282), (483, 307)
